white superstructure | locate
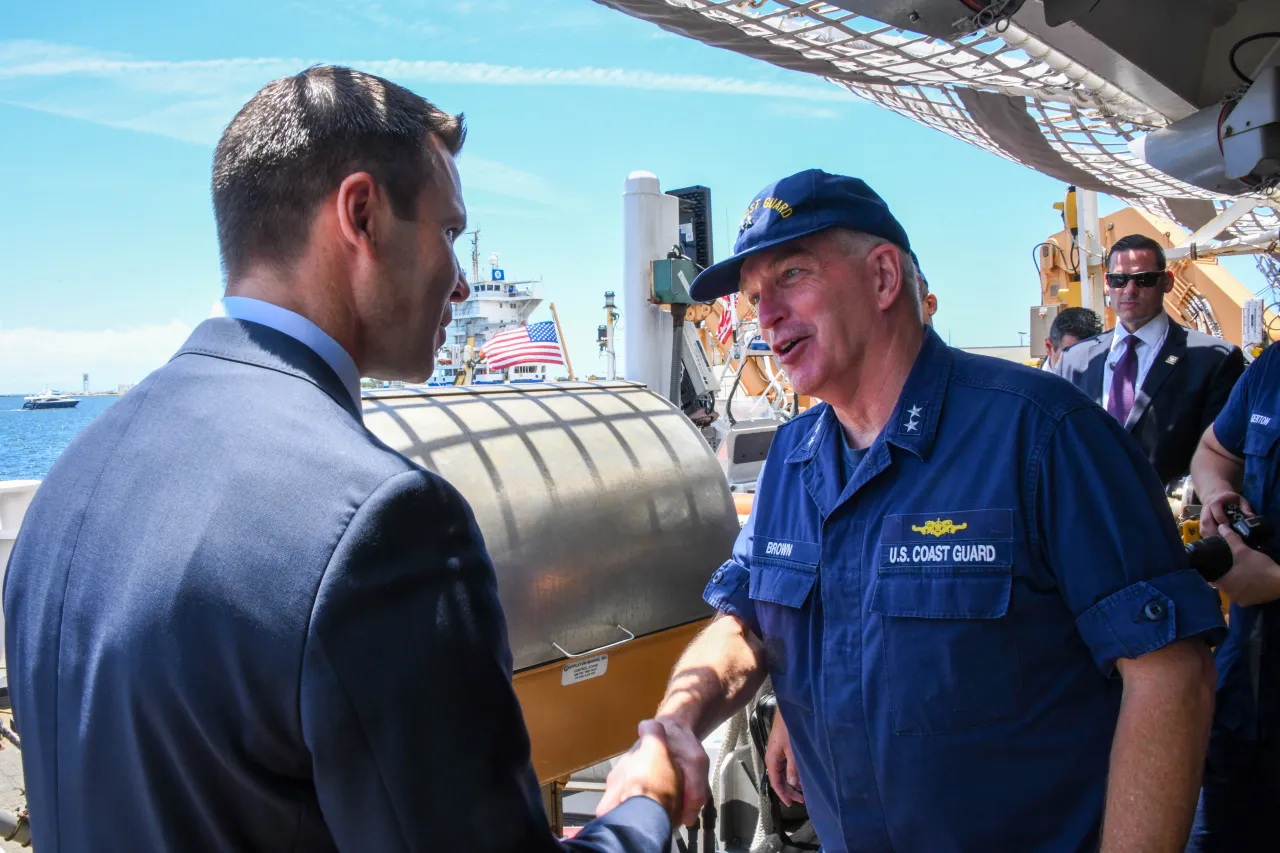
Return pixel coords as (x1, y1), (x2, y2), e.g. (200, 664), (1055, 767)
(431, 241), (549, 385)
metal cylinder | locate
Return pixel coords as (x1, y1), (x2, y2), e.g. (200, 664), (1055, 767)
(1130, 103), (1255, 195)
(362, 382), (738, 672)
(622, 172), (679, 390)
(0, 808), (30, 846)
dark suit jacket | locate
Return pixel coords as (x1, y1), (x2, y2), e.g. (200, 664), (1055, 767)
(1056, 318), (1245, 489)
(3, 318), (669, 853)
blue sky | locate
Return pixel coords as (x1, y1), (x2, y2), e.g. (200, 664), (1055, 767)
(0, 0), (1269, 393)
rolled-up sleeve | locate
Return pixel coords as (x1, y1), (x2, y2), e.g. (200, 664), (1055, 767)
(703, 496), (761, 637)
(1035, 406), (1226, 675)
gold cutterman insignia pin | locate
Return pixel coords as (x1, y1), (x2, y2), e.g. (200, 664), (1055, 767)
(911, 519), (969, 537)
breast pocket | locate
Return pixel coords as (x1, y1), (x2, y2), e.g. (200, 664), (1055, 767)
(873, 512), (1024, 735)
(1242, 425), (1278, 508)
(749, 542), (819, 713)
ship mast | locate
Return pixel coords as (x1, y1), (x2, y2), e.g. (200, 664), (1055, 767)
(465, 229), (481, 285)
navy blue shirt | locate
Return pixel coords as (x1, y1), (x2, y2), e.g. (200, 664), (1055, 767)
(1210, 342), (1280, 743)
(705, 328), (1224, 853)
(839, 429), (869, 487)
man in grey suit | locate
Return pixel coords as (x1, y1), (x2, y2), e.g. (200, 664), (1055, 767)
(3, 66), (680, 852)
(1057, 234), (1245, 491)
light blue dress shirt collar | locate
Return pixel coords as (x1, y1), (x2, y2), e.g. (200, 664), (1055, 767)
(214, 297), (363, 413)
(1103, 311), (1170, 410)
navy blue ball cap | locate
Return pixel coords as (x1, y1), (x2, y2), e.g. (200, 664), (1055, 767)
(689, 169), (912, 302)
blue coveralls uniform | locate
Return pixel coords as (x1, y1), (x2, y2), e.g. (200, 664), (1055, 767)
(704, 330), (1226, 852)
(1188, 342), (1280, 851)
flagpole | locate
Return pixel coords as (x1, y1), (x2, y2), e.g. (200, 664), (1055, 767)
(548, 303), (575, 381)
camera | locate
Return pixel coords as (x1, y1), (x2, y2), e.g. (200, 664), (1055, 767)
(1185, 504), (1273, 582)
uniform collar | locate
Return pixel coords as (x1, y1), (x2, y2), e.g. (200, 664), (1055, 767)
(215, 297), (363, 411)
(786, 326), (951, 465)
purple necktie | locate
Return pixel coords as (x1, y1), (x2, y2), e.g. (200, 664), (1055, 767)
(1107, 335), (1139, 424)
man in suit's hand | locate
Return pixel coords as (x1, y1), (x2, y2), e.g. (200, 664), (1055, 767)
(597, 720), (685, 827)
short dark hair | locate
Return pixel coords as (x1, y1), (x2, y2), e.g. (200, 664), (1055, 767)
(1106, 234), (1166, 272)
(1049, 306), (1102, 349)
(213, 65), (466, 278)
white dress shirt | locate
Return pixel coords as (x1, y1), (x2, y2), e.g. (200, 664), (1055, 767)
(213, 296), (363, 413)
(1102, 312), (1170, 410)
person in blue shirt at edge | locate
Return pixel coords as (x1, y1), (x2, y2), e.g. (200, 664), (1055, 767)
(1186, 342), (1280, 851)
(596, 169), (1228, 853)
(910, 251), (937, 328)
(4, 66), (681, 853)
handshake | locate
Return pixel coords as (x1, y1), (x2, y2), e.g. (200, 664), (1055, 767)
(595, 717), (712, 830)
(596, 713), (806, 831)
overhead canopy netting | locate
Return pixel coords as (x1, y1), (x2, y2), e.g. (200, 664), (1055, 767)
(594, 0), (1280, 242)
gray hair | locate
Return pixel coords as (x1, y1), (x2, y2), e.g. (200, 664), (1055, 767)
(829, 228), (922, 318)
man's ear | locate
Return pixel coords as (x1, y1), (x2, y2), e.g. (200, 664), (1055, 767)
(335, 172), (381, 256)
(868, 243), (904, 311)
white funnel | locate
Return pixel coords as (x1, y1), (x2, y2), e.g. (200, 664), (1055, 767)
(622, 171), (679, 391)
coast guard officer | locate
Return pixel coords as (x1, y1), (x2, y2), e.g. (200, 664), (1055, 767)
(600, 169), (1227, 852)
(1187, 342), (1280, 851)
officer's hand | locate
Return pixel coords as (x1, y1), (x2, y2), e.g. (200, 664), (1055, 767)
(1213, 523), (1280, 607)
(1201, 490), (1254, 532)
(650, 717), (711, 827)
(765, 711), (804, 807)
(596, 720), (685, 827)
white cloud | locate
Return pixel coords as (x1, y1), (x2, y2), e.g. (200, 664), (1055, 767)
(458, 156), (566, 206)
(0, 321), (193, 393)
(0, 40), (855, 102)
(3, 39), (835, 209)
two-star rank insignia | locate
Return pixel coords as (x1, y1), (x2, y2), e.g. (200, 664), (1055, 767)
(903, 403), (923, 434)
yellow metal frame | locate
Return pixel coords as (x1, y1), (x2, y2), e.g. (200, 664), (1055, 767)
(514, 618), (710, 784)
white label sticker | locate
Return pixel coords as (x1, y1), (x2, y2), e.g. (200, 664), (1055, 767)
(561, 653), (609, 686)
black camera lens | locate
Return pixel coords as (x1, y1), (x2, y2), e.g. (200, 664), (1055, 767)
(1186, 505), (1274, 583)
(1186, 536), (1234, 582)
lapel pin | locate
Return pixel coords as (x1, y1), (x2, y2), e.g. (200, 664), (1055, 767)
(1165, 355), (1179, 365)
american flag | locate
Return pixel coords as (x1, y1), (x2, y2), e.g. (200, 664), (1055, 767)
(715, 295), (736, 345)
(481, 321), (565, 370)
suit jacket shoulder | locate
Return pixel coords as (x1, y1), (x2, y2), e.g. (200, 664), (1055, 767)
(1181, 325), (1243, 357)
(1055, 331), (1111, 401)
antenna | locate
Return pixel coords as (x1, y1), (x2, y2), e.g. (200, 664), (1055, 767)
(465, 229), (481, 284)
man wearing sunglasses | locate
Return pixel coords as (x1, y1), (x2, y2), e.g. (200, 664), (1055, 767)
(1056, 234), (1245, 491)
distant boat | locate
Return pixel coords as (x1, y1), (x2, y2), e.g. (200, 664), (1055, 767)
(22, 391), (79, 410)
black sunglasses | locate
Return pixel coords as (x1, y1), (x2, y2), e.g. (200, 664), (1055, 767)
(1106, 271), (1165, 289)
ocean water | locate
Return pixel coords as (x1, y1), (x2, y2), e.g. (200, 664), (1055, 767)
(0, 395), (120, 480)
